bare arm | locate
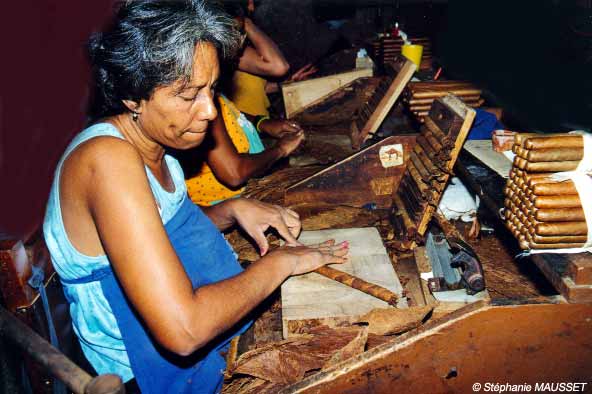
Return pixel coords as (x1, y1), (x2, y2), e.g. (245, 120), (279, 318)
(205, 114), (303, 188)
(237, 18), (289, 77)
(81, 138), (346, 356)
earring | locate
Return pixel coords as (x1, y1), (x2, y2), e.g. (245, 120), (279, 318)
(131, 111), (139, 122)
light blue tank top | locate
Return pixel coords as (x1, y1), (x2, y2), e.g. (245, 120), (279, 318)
(43, 123), (187, 381)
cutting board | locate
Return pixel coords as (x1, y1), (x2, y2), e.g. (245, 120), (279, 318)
(281, 227), (407, 338)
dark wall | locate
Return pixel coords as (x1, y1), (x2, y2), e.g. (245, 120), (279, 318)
(437, 0), (592, 131)
(0, 1), (117, 239)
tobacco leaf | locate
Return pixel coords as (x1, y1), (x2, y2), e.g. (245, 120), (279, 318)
(354, 306), (433, 336)
(289, 203), (380, 231)
(322, 326), (368, 370)
(222, 376), (281, 394)
(229, 326), (366, 384)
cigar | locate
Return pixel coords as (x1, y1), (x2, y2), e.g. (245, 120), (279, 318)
(531, 234), (588, 244)
(525, 148), (584, 163)
(527, 241), (586, 250)
(533, 195), (582, 209)
(514, 133), (538, 147)
(532, 181), (578, 196)
(424, 117), (451, 142)
(394, 194), (416, 234)
(535, 221), (588, 236)
(407, 161), (430, 195)
(315, 266), (399, 306)
(534, 207), (585, 222)
(524, 135), (583, 150)
(525, 161), (580, 173)
(411, 89), (482, 99)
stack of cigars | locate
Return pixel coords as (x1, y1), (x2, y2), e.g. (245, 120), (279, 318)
(505, 133), (589, 250)
(403, 81), (484, 121)
(371, 36), (432, 70)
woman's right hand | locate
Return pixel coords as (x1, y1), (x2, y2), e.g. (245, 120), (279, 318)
(270, 239), (349, 276)
(276, 130), (305, 157)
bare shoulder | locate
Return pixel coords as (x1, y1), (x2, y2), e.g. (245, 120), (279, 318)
(61, 135), (148, 203)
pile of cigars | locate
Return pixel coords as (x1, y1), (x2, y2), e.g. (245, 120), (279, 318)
(403, 81), (484, 121)
(371, 36), (432, 70)
(505, 133), (589, 250)
(391, 94), (475, 251)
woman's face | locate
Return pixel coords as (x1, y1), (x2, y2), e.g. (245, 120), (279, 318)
(136, 42), (220, 150)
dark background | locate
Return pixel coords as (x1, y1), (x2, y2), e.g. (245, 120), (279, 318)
(1, 0), (590, 239)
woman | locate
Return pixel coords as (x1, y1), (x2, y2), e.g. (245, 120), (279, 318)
(43, 1), (348, 393)
(184, 94), (304, 206)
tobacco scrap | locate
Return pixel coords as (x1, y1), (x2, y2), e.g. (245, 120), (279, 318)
(354, 305), (433, 336)
(322, 326), (368, 370)
(289, 203), (380, 231)
(227, 326), (366, 385)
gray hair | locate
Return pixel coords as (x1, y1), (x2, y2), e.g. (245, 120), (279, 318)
(88, 0), (240, 119)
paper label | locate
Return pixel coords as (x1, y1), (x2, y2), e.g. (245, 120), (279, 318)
(379, 144), (404, 168)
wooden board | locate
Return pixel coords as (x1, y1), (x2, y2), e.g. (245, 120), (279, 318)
(281, 227), (407, 338)
(463, 140), (513, 178)
(531, 254), (592, 303)
(350, 55), (416, 149)
(284, 135), (416, 209)
(282, 68), (373, 119)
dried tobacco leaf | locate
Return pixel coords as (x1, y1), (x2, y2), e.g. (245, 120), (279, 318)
(355, 306), (433, 336)
(229, 326), (366, 385)
(322, 326), (368, 370)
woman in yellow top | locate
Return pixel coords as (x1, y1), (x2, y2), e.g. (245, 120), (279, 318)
(185, 95), (304, 206)
(229, 17), (318, 118)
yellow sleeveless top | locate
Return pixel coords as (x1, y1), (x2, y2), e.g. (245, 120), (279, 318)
(185, 96), (250, 206)
(230, 71), (270, 117)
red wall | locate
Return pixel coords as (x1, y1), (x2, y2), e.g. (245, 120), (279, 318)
(0, 0), (117, 239)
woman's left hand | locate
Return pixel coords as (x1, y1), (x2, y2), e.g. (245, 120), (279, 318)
(230, 198), (302, 255)
(258, 119), (303, 139)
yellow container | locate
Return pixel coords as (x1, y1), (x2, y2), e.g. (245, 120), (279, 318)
(401, 44), (423, 68)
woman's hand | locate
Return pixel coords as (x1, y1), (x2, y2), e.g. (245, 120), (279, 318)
(258, 119), (303, 139)
(276, 130), (305, 157)
(229, 199), (303, 255)
(287, 63), (318, 83)
(269, 239), (349, 276)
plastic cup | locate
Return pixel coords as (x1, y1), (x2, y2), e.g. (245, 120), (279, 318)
(401, 44), (423, 68)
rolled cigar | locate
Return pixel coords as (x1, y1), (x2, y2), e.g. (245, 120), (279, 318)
(393, 194), (416, 237)
(526, 175), (562, 187)
(535, 221), (588, 236)
(533, 194), (582, 209)
(514, 133), (538, 147)
(407, 162), (430, 195)
(315, 266), (399, 306)
(412, 89), (482, 99)
(514, 156), (527, 170)
(524, 135), (583, 150)
(525, 161), (580, 172)
(527, 241), (586, 249)
(408, 96), (481, 105)
(531, 234), (588, 244)
(414, 144), (446, 177)
(424, 117), (450, 142)
(525, 147), (584, 163)
(534, 207), (585, 222)
(514, 146), (528, 158)
(532, 181), (578, 196)
(410, 151), (431, 182)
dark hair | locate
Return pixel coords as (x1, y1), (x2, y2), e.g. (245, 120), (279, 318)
(87, 0), (240, 119)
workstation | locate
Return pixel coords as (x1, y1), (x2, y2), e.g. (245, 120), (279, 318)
(1, 1), (591, 393)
